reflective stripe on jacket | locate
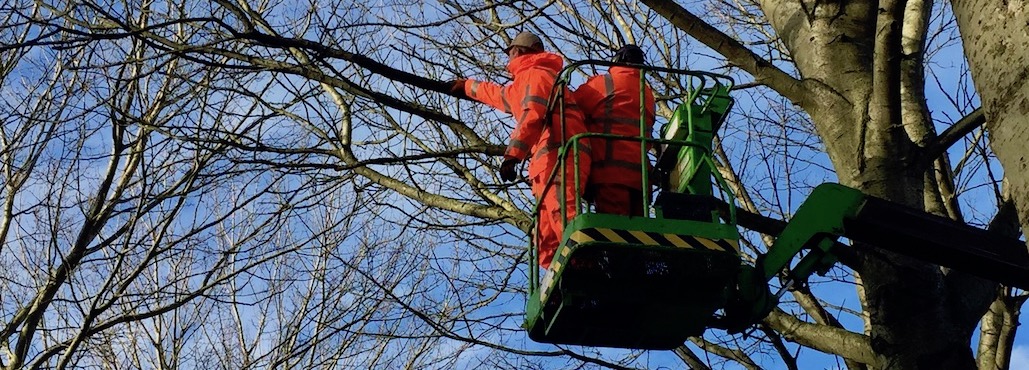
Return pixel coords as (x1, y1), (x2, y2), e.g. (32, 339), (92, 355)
(572, 67), (655, 188)
(464, 52), (590, 177)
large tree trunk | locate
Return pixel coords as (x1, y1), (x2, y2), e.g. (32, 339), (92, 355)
(764, 1), (985, 368)
(643, 0), (995, 367)
(950, 7), (1029, 369)
(951, 0), (1029, 241)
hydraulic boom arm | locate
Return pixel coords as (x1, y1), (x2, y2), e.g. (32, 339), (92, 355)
(766, 183), (1029, 289)
(718, 183), (1029, 333)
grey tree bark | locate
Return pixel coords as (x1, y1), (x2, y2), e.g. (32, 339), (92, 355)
(951, 0), (1029, 238)
(951, 3), (1029, 369)
(641, 0), (996, 368)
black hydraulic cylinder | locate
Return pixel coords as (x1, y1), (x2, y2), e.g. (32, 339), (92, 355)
(843, 196), (1029, 289)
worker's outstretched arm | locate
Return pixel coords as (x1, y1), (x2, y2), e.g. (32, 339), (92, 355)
(464, 80), (512, 114)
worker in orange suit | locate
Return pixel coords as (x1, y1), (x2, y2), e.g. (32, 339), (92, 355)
(572, 45), (656, 217)
(445, 32), (591, 269)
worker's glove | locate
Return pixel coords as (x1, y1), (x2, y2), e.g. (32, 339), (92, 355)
(446, 79), (468, 99)
(499, 158), (519, 182)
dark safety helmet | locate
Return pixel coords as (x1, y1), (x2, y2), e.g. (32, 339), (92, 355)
(612, 44), (645, 64)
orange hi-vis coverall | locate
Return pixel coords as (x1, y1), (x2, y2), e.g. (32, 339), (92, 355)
(572, 66), (656, 216)
(463, 52), (591, 268)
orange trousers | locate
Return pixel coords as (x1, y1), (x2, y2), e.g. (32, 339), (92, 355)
(531, 162), (588, 269)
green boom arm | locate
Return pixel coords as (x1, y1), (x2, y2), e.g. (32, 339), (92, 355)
(762, 183), (1029, 289)
(758, 183), (865, 283)
(719, 183), (1029, 333)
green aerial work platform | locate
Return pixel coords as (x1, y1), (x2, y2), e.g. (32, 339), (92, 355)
(525, 213), (741, 349)
(520, 60), (1029, 350)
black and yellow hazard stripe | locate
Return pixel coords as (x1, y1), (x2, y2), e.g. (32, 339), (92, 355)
(565, 227), (739, 254)
(540, 227), (739, 303)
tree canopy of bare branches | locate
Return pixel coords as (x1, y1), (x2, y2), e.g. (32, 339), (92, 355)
(0, 0), (1023, 369)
